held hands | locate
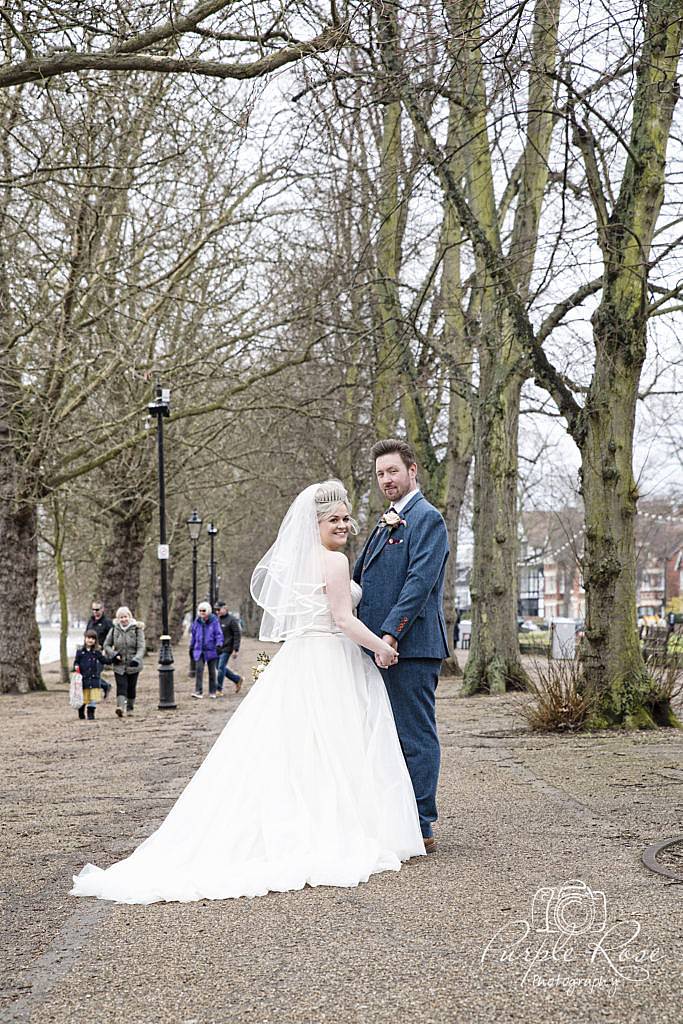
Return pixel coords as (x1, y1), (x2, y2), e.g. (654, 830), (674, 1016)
(375, 634), (399, 669)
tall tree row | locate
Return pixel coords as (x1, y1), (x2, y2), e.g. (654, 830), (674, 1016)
(0, 1), (346, 692)
(383, 0), (683, 724)
(1, 0), (681, 731)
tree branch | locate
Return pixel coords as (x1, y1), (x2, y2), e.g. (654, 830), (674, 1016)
(536, 277), (603, 344)
(109, 0), (239, 56)
(45, 341), (318, 490)
(0, 27), (344, 89)
(0, 10), (34, 58)
(571, 116), (611, 256)
(380, 21), (581, 428)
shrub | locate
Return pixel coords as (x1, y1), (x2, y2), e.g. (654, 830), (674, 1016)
(520, 657), (595, 732)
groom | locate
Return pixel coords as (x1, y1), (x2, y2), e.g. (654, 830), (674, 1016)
(353, 439), (449, 853)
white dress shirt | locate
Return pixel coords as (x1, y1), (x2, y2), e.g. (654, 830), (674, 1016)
(391, 488), (421, 514)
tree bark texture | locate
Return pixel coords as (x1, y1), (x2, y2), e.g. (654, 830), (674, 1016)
(576, 0), (682, 727)
(457, 0), (559, 693)
(0, 92), (42, 693)
(97, 502), (153, 617)
(52, 500), (71, 685)
(372, 71), (404, 443)
(0, 498), (43, 693)
(170, 579), (191, 646)
(144, 570), (163, 653)
(462, 334), (527, 692)
(439, 90), (474, 672)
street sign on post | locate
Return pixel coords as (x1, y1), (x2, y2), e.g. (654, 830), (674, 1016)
(550, 618), (576, 659)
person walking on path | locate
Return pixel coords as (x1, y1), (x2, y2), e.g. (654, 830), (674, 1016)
(353, 438), (449, 854)
(191, 601), (223, 699)
(73, 630), (112, 720)
(104, 607), (145, 718)
(215, 601), (243, 695)
(86, 601), (113, 698)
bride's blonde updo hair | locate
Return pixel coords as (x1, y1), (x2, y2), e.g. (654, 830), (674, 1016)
(314, 479), (359, 535)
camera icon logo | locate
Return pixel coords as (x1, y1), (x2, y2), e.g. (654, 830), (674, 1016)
(531, 879), (607, 935)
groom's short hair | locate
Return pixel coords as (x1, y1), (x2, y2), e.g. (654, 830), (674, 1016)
(371, 438), (417, 470)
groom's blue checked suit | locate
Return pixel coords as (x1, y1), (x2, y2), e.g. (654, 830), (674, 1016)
(353, 491), (449, 838)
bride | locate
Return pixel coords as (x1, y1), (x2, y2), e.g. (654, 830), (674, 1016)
(71, 480), (425, 904)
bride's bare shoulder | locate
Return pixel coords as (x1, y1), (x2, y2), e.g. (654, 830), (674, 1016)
(321, 549), (349, 575)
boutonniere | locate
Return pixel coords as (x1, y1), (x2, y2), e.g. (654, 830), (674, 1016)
(381, 509), (407, 532)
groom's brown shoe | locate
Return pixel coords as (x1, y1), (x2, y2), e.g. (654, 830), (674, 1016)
(424, 837), (437, 854)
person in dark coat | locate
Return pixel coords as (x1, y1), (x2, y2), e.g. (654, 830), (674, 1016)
(215, 600), (243, 695)
(86, 601), (114, 698)
(453, 609), (462, 649)
(190, 602), (224, 699)
(73, 629), (112, 720)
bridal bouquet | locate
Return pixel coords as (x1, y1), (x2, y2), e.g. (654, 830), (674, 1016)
(252, 651), (271, 682)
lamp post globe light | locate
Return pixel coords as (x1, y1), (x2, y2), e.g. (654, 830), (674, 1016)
(147, 384), (176, 710)
(186, 510), (202, 676)
(207, 522), (218, 609)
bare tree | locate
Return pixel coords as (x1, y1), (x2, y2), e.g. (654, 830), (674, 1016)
(387, 0), (683, 725)
(0, 1), (343, 88)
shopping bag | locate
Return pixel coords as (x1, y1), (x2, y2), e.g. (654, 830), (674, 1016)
(69, 671), (83, 709)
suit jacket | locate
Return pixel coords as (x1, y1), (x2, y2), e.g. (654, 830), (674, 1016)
(352, 492), (450, 660)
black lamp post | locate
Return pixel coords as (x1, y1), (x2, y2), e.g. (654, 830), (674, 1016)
(207, 522), (218, 609)
(186, 509), (202, 675)
(147, 384), (176, 710)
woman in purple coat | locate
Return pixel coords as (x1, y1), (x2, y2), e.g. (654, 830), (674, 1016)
(190, 601), (224, 699)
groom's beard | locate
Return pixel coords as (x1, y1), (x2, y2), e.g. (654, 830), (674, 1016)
(381, 482), (409, 503)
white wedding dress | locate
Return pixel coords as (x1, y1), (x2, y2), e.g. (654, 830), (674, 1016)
(71, 581), (424, 904)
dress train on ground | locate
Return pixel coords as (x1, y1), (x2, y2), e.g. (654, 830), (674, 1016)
(71, 627), (424, 904)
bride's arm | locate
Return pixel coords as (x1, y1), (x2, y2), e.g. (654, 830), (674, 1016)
(323, 551), (397, 660)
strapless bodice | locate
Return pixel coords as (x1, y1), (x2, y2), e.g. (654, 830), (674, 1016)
(289, 579), (362, 640)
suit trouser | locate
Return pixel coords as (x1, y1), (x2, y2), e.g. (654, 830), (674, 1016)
(378, 657), (441, 838)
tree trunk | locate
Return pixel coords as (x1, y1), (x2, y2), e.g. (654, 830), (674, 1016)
(442, 445), (471, 676)
(52, 500), (71, 685)
(0, 94), (43, 694)
(439, 66), (474, 676)
(579, 321), (677, 728)
(573, 0), (682, 728)
(170, 578), (191, 646)
(0, 498), (43, 693)
(372, 87), (403, 442)
(97, 503), (152, 614)
(144, 570), (163, 653)
(459, 0), (559, 693)
(240, 594), (261, 638)
(462, 349), (527, 693)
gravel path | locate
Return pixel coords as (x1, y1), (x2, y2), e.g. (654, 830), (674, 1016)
(1, 643), (681, 1024)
